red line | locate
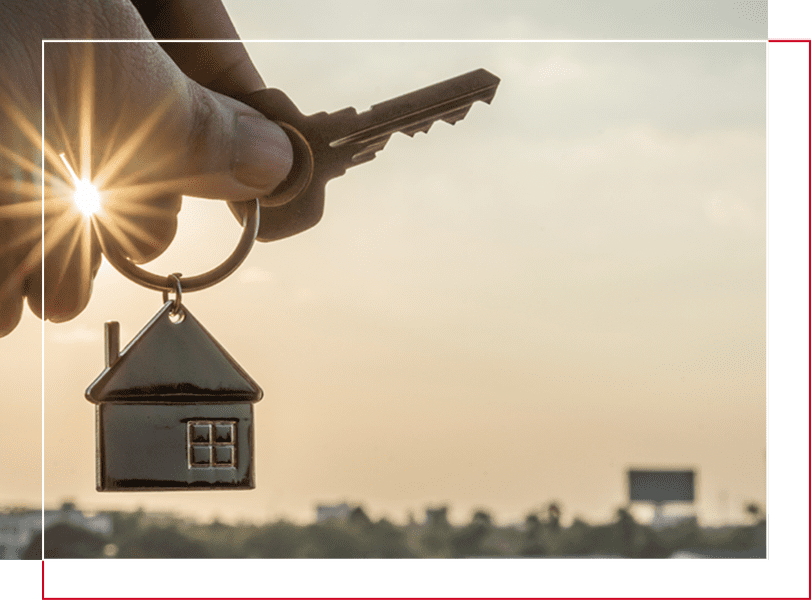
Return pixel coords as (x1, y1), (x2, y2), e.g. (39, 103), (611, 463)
(769, 39), (811, 42)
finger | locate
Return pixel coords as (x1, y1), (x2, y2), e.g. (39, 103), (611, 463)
(142, 0), (295, 205)
(0, 217), (32, 335)
(0, 218), (25, 335)
(132, 0), (265, 96)
(176, 84), (294, 202)
(98, 193), (182, 265)
(0, 290), (23, 337)
(45, 37), (293, 204)
(0, 107), (40, 335)
(27, 215), (102, 323)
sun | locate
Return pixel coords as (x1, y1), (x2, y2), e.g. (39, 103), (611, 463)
(59, 152), (101, 217)
(72, 177), (102, 216)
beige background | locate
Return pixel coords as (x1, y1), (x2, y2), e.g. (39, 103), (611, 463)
(16, 39), (765, 528)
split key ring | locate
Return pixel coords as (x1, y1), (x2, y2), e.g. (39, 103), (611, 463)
(99, 198), (259, 294)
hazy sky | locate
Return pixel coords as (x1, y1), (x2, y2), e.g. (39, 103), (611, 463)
(1, 2), (770, 534)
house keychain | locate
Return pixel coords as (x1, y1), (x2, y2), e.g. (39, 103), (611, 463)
(85, 200), (263, 491)
(82, 68), (500, 492)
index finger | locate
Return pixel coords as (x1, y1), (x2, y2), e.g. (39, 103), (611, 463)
(131, 0), (265, 96)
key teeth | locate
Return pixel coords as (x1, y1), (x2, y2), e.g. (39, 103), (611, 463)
(329, 69), (500, 173)
(442, 105), (473, 125)
(404, 104), (476, 135)
(403, 122), (434, 137)
(351, 153), (377, 166)
(351, 136), (391, 163)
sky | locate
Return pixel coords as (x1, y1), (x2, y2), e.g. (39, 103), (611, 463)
(0, 5), (771, 533)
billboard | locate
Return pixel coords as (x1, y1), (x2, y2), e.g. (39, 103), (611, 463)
(628, 469), (695, 503)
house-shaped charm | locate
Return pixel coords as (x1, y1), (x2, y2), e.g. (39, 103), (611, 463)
(85, 301), (263, 491)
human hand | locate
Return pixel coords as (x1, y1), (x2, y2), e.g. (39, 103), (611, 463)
(0, 0), (293, 336)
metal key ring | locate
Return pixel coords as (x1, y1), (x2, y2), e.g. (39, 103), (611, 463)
(100, 198), (259, 293)
(162, 273), (183, 315)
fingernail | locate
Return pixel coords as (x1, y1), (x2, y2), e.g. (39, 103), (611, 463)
(232, 115), (294, 190)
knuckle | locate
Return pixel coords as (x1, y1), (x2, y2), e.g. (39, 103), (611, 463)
(186, 83), (228, 168)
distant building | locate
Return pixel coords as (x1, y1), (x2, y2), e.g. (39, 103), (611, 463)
(628, 468), (697, 527)
(132, 510), (187, 529)
(0, 502), (112, 559)
(316, 503), (353, 523)
(49, 502), (113, 536)
(424, 506), (450, 528)
(650, 513), (697, 531)
(0, 510), (40, 560)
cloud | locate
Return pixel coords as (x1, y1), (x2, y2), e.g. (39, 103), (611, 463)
(237, 266), (273, 284)
(48, 324), (100, 345)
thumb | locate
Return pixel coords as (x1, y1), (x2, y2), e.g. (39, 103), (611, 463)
(178, 83), (294, 203)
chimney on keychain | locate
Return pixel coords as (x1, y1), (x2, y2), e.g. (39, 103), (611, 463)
(105, 321), (119, 368)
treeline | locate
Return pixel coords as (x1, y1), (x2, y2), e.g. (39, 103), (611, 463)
(37, 504), (766, 559)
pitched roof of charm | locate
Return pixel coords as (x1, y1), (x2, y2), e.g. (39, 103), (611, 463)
(86, 302), (263, 403)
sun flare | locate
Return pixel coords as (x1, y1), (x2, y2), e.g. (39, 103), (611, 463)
(0, 42), (187, 307)
(59, 152), (101, 217)
(72, 178), (102, 216)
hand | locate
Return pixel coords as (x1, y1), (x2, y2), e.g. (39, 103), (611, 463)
(0, 0), (293, 336)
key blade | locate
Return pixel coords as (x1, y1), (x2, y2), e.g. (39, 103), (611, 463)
(233, 67), (500, 241)
(330, 68), (500, 163)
